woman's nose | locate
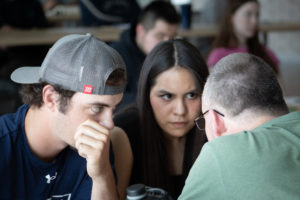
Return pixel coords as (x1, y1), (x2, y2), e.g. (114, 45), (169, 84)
(173, 99), (187, 115)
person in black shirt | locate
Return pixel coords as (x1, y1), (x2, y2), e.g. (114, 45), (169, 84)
(114, 39), (209, 199)
(111, 1), (181, 110)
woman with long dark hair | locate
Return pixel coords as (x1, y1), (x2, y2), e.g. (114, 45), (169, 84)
(207, 0), (280, 74)
(114, 39), (209, 199)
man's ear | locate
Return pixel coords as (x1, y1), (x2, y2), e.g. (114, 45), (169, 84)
(42, 85), (59, 112)
(210, 110), (227, 138)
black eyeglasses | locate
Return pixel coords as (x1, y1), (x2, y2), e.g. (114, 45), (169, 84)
(194, 109), (225, 130)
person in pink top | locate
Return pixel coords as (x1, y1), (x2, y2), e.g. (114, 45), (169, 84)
(207, 0), (280, 74)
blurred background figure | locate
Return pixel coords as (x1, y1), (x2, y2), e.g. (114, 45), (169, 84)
(207, 0), (280, 74)
(78, 0), (140, 26)
(40, 0), (79, 27)
(111, 0), (181, 110)
(0, 0), (51, 30)
(0, 0), (52, 115)
(114, 39), (209, 199)
(40, 0), (76, 12)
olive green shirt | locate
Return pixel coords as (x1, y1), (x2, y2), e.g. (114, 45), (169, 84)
(179, 112), (300, 200)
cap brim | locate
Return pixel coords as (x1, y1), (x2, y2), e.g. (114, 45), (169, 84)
(11, 67), (41, 84)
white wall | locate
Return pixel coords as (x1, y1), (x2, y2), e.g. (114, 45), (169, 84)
(260, 0), (300, 58)
(259, 0), (300, 96)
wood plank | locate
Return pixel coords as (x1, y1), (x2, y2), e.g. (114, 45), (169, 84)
(0, 22), (299, 47)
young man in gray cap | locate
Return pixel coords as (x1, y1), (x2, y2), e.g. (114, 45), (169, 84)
(179, 53), (300, 199)
(0, 34), (133, 199)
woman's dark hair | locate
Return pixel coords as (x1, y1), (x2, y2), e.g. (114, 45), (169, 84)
(137, 39), (209, 191)
(211, 0), (278, 74)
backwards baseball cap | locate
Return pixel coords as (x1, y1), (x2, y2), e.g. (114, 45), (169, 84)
(11, 33), (126, 95)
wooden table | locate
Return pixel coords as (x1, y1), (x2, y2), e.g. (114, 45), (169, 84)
(0, 26), (122, 47)
(0, 22), (300, 47)
(179, 22), (300, 38)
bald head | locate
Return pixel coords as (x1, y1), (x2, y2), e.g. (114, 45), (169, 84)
(202, 53), (288, 117)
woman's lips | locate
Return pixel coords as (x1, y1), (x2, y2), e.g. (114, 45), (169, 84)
(170, 122), (187, 128)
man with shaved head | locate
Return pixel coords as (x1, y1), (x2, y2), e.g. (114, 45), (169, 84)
(179, 53), (300, 199)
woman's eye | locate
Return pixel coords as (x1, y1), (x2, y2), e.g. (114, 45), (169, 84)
(160, 94), (172, 100)
(245, 11), (256, 19)
(186, 92), (198, 99)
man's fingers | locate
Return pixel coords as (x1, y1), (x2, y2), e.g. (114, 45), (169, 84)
(74, 122), (109, 141)
(82, 119), (109, 134)
(77, 143), (90, 159)
(77, 142), (108, 163)
(75, 133), (107, 151)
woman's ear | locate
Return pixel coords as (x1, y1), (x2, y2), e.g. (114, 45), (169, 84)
(42, 85), (59, 112)
(209, 110), (227, 138)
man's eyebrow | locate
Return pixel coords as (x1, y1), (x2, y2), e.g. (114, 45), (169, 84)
(88, 102), (122, 110)
(87, 102), (110, 107)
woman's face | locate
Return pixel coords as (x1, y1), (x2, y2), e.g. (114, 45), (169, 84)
(232, 2), (259, 41)
(149, 67), (201, 139)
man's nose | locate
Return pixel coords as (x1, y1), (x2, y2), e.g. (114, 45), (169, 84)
(98, 111), (114, 130)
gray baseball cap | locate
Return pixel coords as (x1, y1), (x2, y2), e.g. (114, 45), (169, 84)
(11, 33), (126, 95)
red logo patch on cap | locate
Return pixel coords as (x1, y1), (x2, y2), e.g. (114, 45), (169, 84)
(83, 85), (94, 94)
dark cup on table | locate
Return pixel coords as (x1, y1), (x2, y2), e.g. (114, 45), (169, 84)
(180, 3), (191, 29)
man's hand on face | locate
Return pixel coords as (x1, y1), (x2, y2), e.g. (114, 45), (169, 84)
(74, 119), (112, 181)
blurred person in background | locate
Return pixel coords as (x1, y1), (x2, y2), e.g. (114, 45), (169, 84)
(0, 0), (50, 30)
(79, 0), (140, 26)
(111, 0), (181, 110)
(0, 0), (52, 114)
(207, 0), (280, 74)
(40, 0), (76, 12)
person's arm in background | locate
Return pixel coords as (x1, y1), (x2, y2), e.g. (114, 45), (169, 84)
(111, 127), (133, 200)
(178, 144), (226, 200)
(42, 0), (77, 11)
(42, 0), (58, 11)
